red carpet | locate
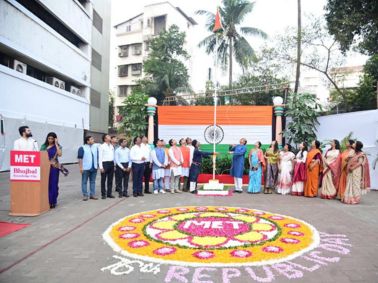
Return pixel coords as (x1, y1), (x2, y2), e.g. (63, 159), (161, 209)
(0, 222), (29, 238)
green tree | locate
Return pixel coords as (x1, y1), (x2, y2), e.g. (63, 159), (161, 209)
(108, 91), (115, 129)
(141, 25), (190, 105)
(325, 0), (378, 55)
(284, 92), (322, 146)
(276, 17), (350, 109)
(196, 0), (267, 87)
(118, 91), (148, 138)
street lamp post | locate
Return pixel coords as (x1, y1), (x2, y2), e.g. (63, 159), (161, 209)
(146, 97), (157, 145)
(273, 96), (284, 147)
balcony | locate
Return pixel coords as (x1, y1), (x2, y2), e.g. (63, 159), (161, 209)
(0, 1), (90, 85)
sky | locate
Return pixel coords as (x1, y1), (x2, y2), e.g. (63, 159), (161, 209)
(110, 0), (368, 92)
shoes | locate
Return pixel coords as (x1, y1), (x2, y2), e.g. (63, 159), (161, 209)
(83, 196), (88, 201)
(234, 190), (243, 194)
(144, 191), (152, 194)
(101, 195), (106, 199)
(107, 195), (115, 198)
(170, 190), (175, 194)
(175, 189), (182, 193)
(133, 193), (138, 197)
(153, 190), (158, 194)
(123, 194), (130, 198)
(138, 192), (144, 197)
(160, 190), (166, 194)
(119, 194), (123, 198)
(190, 190), (198, 194)
(90, 196), (98, 200)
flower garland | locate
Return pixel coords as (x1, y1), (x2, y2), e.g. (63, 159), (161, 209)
(103, 206), (320, 267)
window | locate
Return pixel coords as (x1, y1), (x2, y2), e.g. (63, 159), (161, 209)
(131, 64), (142, 76)
(92, 9), (103, 34)
(126, 25), (131, 32)
(90, 88), (101, 108)
(91, 48), (102, 71)
(118, 65), (128, 77)
(144, 41), (150, 52)
(147, 18), (151, 27)
(118, 85), (128, 97)
(118, 45), (129, 57)
(132, 44), (142, 55)
(154, 15), (166, 35)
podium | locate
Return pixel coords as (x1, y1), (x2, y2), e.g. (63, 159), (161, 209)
(9, 150), (50, 216)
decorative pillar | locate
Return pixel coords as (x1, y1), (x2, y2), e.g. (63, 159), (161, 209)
(146, 97), (157, 145)
(273, 96), (284, 147)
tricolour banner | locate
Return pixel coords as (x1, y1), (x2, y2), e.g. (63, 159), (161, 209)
(10, 151), (41, 182)
(158, 106), (273, 153)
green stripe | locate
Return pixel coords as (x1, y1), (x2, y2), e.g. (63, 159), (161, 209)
(200, 144), (270, 156)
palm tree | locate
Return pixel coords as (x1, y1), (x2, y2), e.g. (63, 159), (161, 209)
(197, 0), (267, 88)
(294, 0), (302, 93)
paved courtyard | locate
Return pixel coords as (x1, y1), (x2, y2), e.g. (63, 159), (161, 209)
(0, 164), (378, 283)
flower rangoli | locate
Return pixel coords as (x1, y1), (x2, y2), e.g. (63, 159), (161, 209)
(103, 206), (320, 267)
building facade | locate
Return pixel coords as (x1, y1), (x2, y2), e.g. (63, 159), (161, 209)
(0, 0), (110, 171)
(110, 2), (197, 125)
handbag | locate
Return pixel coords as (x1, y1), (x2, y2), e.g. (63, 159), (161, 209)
(50, 151), (69, 176)
(50, 152), (60, 168)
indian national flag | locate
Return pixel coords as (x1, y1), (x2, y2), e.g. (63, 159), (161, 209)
(158, 106), (273, 153)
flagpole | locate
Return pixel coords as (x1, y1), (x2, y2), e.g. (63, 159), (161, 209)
(212, 34), (218, 180)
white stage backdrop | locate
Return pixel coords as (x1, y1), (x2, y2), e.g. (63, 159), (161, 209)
(315, 109), (378, 190)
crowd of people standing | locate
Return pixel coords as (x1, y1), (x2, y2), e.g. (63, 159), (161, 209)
(13, 126), (372, 208)
(244, 138), (371, 205)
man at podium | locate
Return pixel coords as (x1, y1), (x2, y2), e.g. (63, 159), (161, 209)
(13, 126), (38, 151)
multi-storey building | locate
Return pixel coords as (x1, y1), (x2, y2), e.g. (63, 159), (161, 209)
(110, 1), (197, 124)
(0, 0), (110, 170)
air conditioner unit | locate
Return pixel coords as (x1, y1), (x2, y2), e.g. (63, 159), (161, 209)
(131, 69), (142, 75)
(70, 86), (81, 96)
(13, 60), (27, 74)
(46, 77), (66, 90)
(118, 51), (128, 57)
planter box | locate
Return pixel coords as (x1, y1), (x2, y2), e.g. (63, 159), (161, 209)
(197, 174), (249, 184)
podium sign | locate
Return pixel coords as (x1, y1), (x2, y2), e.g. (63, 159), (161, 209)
(9, 150), (50, 216)
(10, 151), (41, 181)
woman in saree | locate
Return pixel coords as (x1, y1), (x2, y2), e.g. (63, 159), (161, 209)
(342, 141), (370, 204)
(264, 140), (280, 194)
(337, 140), (355, 200)
(320, 139), (341, 199)
(276, 143), (295, 195)
(292, 142), (308, 196)
(304, 140), (322, 197)
(248, 141), (265, 193)
(40, 132), (62, 208)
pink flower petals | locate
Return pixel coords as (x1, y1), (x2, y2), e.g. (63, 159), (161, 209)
(192, 251), (215, 259)
(262, 246), (284, 253)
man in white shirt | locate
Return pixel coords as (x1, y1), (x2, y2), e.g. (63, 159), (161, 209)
(130, 136), (146, 197)
(115, 138), (132, 198)
(99, 134), (115, 199)
(13, 126), (38, 151)
(141, 136), (153, 194)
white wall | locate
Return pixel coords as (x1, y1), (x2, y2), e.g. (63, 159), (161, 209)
(0, 117), (83, 172)
(0, 65), (90, 129)
(0, 0), (91, 86)
(316, 110), (378, 189)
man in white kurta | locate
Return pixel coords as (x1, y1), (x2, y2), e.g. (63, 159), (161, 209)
(13, 126), (38, 151)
